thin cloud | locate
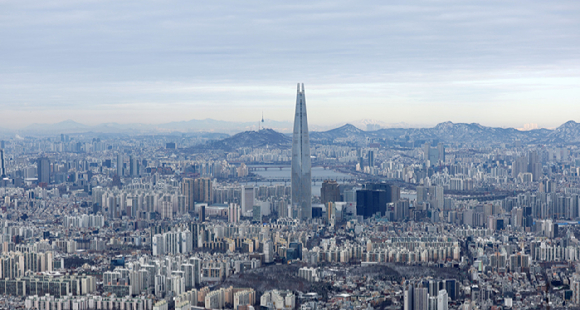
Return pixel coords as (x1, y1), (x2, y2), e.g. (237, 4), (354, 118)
(0, 0), (579, 128)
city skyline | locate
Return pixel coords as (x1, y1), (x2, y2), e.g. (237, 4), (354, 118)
(1, 1), (580, 128)
(2, 1), (580, 309)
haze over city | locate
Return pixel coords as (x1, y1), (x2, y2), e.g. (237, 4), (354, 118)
(3, 2), (580, 310)
(2, 1), (580, 129)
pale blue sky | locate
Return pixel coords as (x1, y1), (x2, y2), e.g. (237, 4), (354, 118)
(1, 0), (579, 129)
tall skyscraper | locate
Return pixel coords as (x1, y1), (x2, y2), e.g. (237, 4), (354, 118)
(413, 287), (428, 310)
(253, 205), (261, 222)
(37, 157), (50, 184)
(199, 204), (206, 222)
(292, 83), (312, 221)
(437, 142), (445, 163)
(368, 150), (375, 167)
(242, 186), (254, 213)
(130, 155), (139, 177)
(182, 178), (195, 211)
(0, 149), (5, 178)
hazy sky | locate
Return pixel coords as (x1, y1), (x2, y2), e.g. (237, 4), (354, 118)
(1, 0), (580, 129)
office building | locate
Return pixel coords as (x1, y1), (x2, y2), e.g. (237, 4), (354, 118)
(130, 155), (139, 177)
(292, 83), (312, 220)
(366, 183), (400, 202)
(356, 189), (387, 218)
(357, 183), (400, 218)
(37, 157), (50, 184)
(368, 150), (375, 167)
(0, 149), (5, 178)
(437, 142), (445, 163)
(445, 279), (457, 300)
(199, 204), (206, 222)
(253, 205), (261, 222)
(321, 180), (340, 204)
(424, 142), (445, 166)
(242, 186), (254, 213)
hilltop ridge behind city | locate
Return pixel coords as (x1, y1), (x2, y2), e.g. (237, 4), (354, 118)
(3, 119), (580, 146)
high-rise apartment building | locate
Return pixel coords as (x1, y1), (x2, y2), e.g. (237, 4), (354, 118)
(182, 178), (195, 211)
(413, 287), (428, 310)
(437, 290), (448, 310)
(572, 274), (580, 305)
(404, 285), (414, 310)
(228, 203), (240, 223)
(292, 83), (312, 220)
(194, 178), (212, 203)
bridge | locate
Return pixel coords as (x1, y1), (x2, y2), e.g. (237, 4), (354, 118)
(248, 165), (290, 171)
(247, 164), (346, 171)
(258, 177), (356, 183)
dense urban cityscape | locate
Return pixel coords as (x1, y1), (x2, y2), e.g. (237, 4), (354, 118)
(1, 84), (580, 310)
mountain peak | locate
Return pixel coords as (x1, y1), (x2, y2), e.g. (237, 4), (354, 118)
(434, 121), (455, 129)
(561, 120), (578, 127)
(339, 123), (359, 129)
(204, 128), (290, 151)
(330, 124), (365, 134)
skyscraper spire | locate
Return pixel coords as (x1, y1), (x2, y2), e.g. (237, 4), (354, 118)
(292, 83), (312, 220)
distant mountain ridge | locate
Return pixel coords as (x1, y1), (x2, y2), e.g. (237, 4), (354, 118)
(310, 120), (580, 145)
(544, 120), (580, 144)
(199, 120), (580, 150)
(15, 119), (294, 135)
(6, 119), (580, 146)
